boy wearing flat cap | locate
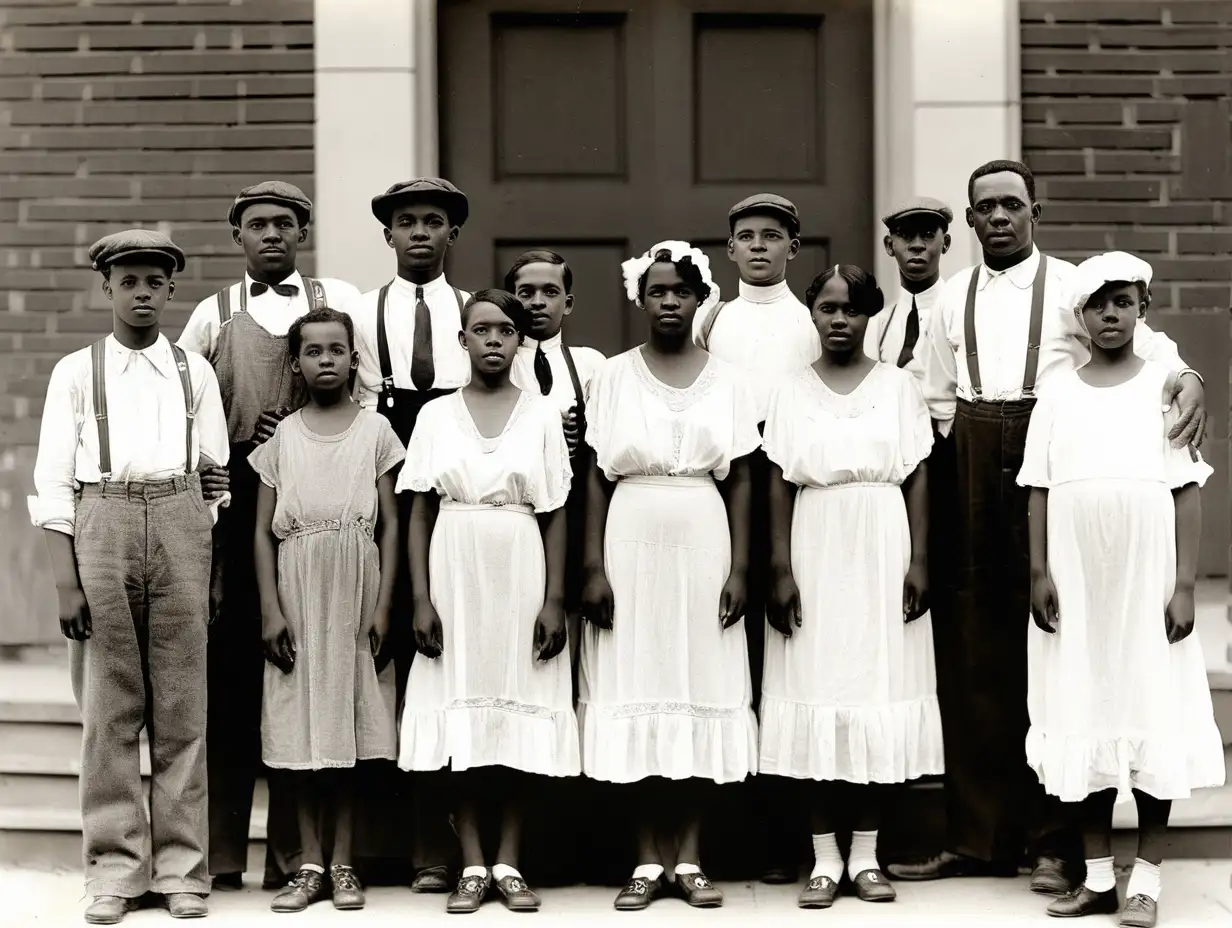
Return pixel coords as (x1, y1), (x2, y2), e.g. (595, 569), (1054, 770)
(177, 180), (360, 891)
(29, 231), (229, 924)
(346, 176), (473, 893)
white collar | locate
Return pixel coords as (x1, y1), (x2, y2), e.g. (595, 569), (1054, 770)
(106, 333), (176, 378)
(737, 279), (794, 304)
(978, 246), (1041, 292)
(391, 273), (454, 300)
(896, 276), (945, 310)
(521, 331), (563, 353)
(242, 269), (304, 293)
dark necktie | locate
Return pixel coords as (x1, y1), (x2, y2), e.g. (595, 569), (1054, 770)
(896, 295), (920, 369)
(411, 285), (435, 392)
(250, 281), (299, 298)
(533, 344), (553, 395)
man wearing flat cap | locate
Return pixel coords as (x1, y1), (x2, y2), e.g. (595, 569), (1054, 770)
(345, 176), (473, 894)
(177, 180), (360, 891)
(30, 231), (230, 923)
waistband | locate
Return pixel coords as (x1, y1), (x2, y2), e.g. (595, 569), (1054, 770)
(284, 517), (374, 540)
(439, 500), (534, 516)
(620, 475), (715, 487)
(79, 473), (200, 501)
(956, 396), (1037, 421)
(802, 480), (898, 491)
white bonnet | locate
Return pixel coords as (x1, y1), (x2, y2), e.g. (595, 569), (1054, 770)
(620, 240), (721, 316)
(1071, 251), (1153, 318)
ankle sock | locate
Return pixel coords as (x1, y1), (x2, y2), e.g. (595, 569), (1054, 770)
(631, 864), (664, 882)
(491, 864), (522, 882)
(1126, 858), (1161, 901)
(810, 833), (843, 883)
(847, 830), (880, 880)
(1083, 856), (1116, 893)
(674, 863), (701, 877)
(462, 865), (488, 879)
(300, 863), (324, 875)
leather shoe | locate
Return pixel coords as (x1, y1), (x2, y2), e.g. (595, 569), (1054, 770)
(887, 850), (1016, 881)
(330, 865), (365, 910)
(797, 875), (838, 909)
(271, 868), (329, 913)
(762, 864), (796, 885)
(494, 875), (541, 911)
(1030, 856), (1072, 895)
(446, 872), (491, 914)
(411, 866), (452, 894)
(675, 870), (723, 908)
(613, 875), (663, 911)
(1120, 894), (1158, 928)
(211, 873), (243, 891)
(166, 894), (208, 919)
(85, 896), (138, 925)
(852, 869), (897, 902)
(1047, 886), (1119, 918)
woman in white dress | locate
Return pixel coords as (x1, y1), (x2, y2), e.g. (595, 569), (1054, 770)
(397, 289), (577, 914)
(762, 265), (943, 909)
(1018, 253), (1224, 927)
(579, 241), (761, 911)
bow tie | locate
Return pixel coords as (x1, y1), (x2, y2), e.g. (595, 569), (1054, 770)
(250, 281), (299, 298)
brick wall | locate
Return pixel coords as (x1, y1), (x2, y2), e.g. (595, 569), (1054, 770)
(0, 0), (315, 644)
(1022, 0), (1232, 577)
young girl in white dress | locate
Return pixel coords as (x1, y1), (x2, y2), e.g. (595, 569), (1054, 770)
(579, 241), (761, 911)
(761, 266), (943, 909)
(251, 307), (404, 913)
(397, 289), (576, 914)
(1018, 252), (1224, 927)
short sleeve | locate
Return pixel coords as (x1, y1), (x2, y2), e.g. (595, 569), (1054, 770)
(1016, 386), (1056, 489)
(1163, 405), (1214, 489)
(760, 374), (796, 472)
(897, 368), (934, 476)
(530, 399), (572, 513)
(582, 358), (615, 459)
(396, 401), (441, 494)
(247, 423), (284, 490)
(372, 414), (406, 480)
(713, 367), (763, 481)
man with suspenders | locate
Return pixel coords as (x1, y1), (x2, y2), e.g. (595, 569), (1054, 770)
(349, 177), (473, 893)
(178, 181), (360, 890)
(30, 231), (230, 924)
(891, 160), (1207, 893)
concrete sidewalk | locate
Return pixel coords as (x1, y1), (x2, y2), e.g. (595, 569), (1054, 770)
(6, 864), (1232, 927)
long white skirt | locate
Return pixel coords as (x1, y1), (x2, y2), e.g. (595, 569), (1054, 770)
(398, 502), (580, 777)
(759, 483), (945, 783)
(1028, 480), (1225, 803)
(579, 476), (758, 783)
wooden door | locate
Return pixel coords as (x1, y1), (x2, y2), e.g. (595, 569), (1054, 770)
(439, 0), (873, 357)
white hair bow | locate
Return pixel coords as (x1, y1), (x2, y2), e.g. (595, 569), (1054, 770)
(620, 240), (721, 316)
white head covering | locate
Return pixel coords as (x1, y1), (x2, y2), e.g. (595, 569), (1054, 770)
(620, 240), (721, 317)
(1071, 251), (1153, 327)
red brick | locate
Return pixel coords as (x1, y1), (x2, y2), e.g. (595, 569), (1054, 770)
(1023, 101), (1126, 124)
(6, 25), (314, 52)
(26, 201), (232, 223)
(0, 125), (314, 149)
(1133, 101), (1183, 123)
(1177, 286), (1232, 309)
(1153, 75), (1232, 94)
(0, 225), (80, 247)
(168, 226), (242, 250)
(1021, 1), (1166, 23)
(1022, 24), (1230, 47)
(140, 174), (314, 199)
(0, 269), (97, 290)
(1022, 126), (1172, 149)
(1021, 75), (1158, 95)
(81, 100), (243, 125)
(0, 79), (37, 100)
(1021, 49), (1230, 73)
(1169, 2), (1232, 24)
(20, 333), (100, 356)
(81, 150), (314, 174)
(1092, 151), (1181, 172)
(0, 202), (19, 222)
(36, 74), (315, 100)
(0, 1), (311, 26)
(1151, 258), (1232, 282)
(0, 53), (137, 77)
(1024, 152), (1087, 174)
(138, 51), (314, 74)
(20, 292), (87, 313)
(0, 178), (133, 199)
(1042, 178), (1162, 200)
(0, 153), (82, 173)
(0, 313), (49, 334)
(1035, 228), (1170, 253)
(2, 249), (85, 270)
(1177, 232), (1232, 254)
(1042, 203), (1219, 224)
(244, 99), (314, 123)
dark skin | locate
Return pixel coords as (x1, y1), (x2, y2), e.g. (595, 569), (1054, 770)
(728, 213), (799, 286)
(384, 201), (458, 286)
(1029, 283), (1200, 644)
(883, 216), (950, 293)
(967, 171), (1205, 448)
(47, 258), (225, 640)
(509, 261), (582, 456)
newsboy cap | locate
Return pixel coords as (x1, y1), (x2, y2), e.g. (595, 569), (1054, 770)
(228, 180), (313, 227)
(882, 196), (954, 230)
(370, 178), (469, 228)
(89, 229), (186, 275)
(728, 193), (801, 235)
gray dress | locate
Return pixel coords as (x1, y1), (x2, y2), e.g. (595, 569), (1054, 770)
(249, 409), (405, 769)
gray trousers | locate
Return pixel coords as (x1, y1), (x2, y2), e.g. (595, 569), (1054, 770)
(69, 475), (213, 897)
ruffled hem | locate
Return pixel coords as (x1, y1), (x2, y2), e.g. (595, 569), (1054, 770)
(398, 702), (581, 777)
(578, 700), (758, 784)
(1027, 726), (1226, 803)
(757, 694), (945, 783)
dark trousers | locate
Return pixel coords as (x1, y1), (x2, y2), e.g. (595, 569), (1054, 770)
(936, 400), (1077, 866)
(70, 477), (212, 897)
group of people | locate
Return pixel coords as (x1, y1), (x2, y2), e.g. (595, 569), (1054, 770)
(27, 160), (1225, 927)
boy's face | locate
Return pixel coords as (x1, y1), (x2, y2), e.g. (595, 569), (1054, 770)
(385, 202), (458, 274)
(102, 259), (175, 329)
(728, 214), (798, 285)
(291, 320), (357, 390)
(511, 262), (573, 340)
(1082, 282), (1143, 351)
(233, 203), (305, 278)
(883, 217), (949, 283)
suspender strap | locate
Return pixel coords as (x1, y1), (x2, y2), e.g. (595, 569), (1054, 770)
(561, 343), (585, 415)
(452, 287), (466, 315)
(963, 255), (1049, 400)
(375, 284), (394, 393)
(169, 343), (195, 474)
(876, 300), (898, 359)
(216, 287), (232, 325)
(698, 300), (727, 350)
(91, 340), (111, 480)
(303, 276), (327, 311)
(962, 271), (983, 398)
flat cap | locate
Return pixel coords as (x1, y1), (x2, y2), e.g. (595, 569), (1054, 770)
(371, 177), (469, 227)
(882, 196), (954, 230)
(728, 193), (800, 234)
(228, 180), (312, 227)
(89, 229), (186, 275)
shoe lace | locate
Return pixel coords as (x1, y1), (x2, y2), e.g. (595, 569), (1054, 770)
(331, 866), (360, 892)
(289, 869), (319, 891)
(1124, 894), (1152, 912)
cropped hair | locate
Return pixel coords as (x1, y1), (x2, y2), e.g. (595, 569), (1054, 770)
(503, 249), (573, 295)
(461, 288), (534, 337)
(968, 159), (1036, 205)
(804, 265), (886, 317)
(637, 249), (712, 305)
(288, 306), (354, 358)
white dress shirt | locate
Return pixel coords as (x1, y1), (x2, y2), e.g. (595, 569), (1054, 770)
(511, 331), (606, 414)
(177, 270), (361, 358)
(349, 275), (473, 409)
(693, 279), (822, 421)
(923, 247), (1186, 435)
(864, 277), (945, 387)
(28, 334), (230, 536)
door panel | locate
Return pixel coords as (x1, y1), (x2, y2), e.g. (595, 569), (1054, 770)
(440, 0), (873, 354)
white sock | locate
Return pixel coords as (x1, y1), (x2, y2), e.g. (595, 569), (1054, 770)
(1126, 858), (1161, 901)
(1084, 856), (1116, 893)
(847, 830), (880, 880)
(491, 864), (521, 882)
(299, 863), (324, 874)
(810, 833), (843, 882)
(674, 863), (700, 876)
(631, 864), (664, 882)
(462, 865), (488, 879)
